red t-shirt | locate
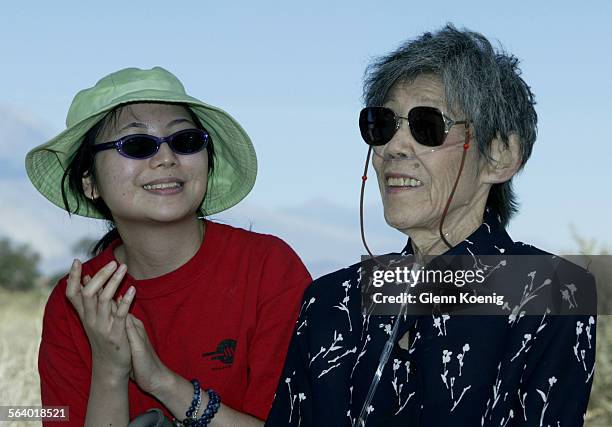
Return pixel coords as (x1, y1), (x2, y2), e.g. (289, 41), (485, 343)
(38, 220), (311, 425)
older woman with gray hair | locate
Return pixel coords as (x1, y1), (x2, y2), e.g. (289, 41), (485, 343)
(266, 25), (596, 426)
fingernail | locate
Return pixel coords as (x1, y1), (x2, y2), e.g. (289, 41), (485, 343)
(126, 286), (135, 296)
(106, 261), (117, 270)
(72, 259), (78, 268)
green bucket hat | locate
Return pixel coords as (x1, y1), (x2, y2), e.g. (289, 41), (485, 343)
(25, 66), (257, 218)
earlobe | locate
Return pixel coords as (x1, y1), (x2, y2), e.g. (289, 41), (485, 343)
(82, 172), (99, 200)
(481, 133), (523, 184)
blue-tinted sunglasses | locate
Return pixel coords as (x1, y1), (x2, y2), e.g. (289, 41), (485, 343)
(92, 128), (210, 159)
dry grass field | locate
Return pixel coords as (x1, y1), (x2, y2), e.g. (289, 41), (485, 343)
(1, 284), (610, 426)
(0, 288), (48, 427)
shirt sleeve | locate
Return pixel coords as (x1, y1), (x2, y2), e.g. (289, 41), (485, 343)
(515, 312), (596, 427)
(266, 268), (361, 427)
(265, 284), (315, 427)
(242, 237), (312, 420)
(38, 278), (92, 427)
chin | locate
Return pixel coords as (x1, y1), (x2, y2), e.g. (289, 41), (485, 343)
(383, 205), (434, 232)
(383, 209), (415, 231)
(145, 208), (195, 223)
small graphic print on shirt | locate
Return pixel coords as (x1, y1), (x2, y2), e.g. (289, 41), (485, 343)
(202, 339), (237, 370)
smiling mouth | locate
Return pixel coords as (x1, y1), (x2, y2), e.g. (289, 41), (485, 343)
(386, 176), (423, 188)
(142, 182), (184, 190)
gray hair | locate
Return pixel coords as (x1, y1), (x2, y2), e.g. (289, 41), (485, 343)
(363, 23), (537, 227)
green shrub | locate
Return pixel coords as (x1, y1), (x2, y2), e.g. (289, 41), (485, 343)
(0, 238), (41, 291)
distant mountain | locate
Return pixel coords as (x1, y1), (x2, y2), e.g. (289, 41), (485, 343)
(216, 198), (405, 279)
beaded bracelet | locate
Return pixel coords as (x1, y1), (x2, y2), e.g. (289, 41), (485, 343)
(174, 380), (221, 427)
(194, 389), (221, 427)
(186, 379), (202, 419)
(172, 379), (202, 427)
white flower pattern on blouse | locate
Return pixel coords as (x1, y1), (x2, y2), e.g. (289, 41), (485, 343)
(266, 209), (597, 427)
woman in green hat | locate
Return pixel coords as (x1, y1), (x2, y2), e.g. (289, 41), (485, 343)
(28, 67), (311, 426)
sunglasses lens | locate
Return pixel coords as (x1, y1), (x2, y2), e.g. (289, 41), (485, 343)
(122, 136), (159, 158)
(359, 107), (397, 146)
(408, 107), (446, 147)
(171, 130), (208, 154)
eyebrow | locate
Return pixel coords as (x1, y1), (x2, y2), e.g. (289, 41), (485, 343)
(118, 118), (194, 133)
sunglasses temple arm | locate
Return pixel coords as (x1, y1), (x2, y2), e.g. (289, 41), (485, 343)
(91, 141), (117, 153)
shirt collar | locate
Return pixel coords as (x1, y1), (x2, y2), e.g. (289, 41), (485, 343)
(401, 207), (515, 257)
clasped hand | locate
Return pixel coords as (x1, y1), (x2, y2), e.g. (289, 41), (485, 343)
(66, 259), (170, 394)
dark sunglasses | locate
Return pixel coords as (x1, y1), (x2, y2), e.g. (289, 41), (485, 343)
(92, 128), (210, 159)
(359, 106), (468, 147)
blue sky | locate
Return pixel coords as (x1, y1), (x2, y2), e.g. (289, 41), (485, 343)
(1, 1), (611, 277)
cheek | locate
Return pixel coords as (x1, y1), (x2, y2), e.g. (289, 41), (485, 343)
(94, 156), (139, 199)
(372, 155), (382, 177)
(371, 156), (387, 193)
(181, 154), (209, 194)
(428, 149), (480, 204)
(424, 154), (465, 204)
(455, 148), (481, 187)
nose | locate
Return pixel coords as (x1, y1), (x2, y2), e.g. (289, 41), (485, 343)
(149, 140), (178, 168)
(380, 118), (418, 160)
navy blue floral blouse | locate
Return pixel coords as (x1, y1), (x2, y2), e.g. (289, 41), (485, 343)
(266, 210), (597, 426)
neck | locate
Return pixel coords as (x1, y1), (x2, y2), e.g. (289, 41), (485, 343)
(112, 216), (205, 280)
(405, 200), (486, 262)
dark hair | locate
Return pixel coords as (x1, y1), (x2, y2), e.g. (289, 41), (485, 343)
(60, 102), (216, 256)
(363, 24), (537, 227)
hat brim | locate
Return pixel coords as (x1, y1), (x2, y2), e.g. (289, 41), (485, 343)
(25, 89), (257, 219)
